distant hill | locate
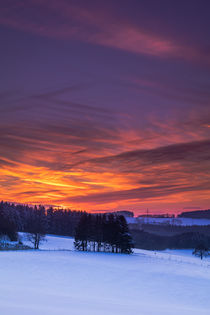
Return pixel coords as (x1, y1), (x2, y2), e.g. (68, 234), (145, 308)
(179, 209), (210, 219)
(131, 229), (210, 250)
(111, 211), (134, 217)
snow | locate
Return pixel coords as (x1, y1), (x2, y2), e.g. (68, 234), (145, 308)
(0, 234), (210, 315)
(19, 233), (74, 251)
(127, 216), (210, 226)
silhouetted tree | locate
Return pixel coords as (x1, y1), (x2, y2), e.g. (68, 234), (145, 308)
(27, 206), (47, 249)
(192, 243), (210, 260)
(0, 201), (85, 240)
(117, 215), (133, 254)
(74, 213), (133, 254)
(0, 201), (133, 253)
(74, 212), (89, 251)
(0, 201), (18, 241)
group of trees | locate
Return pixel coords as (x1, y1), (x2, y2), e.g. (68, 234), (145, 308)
(1, 200), (209, 258)
(74, 213), (133, 254)
(0, 202), (18, 241)
(0, 201), (133, 253)
(0, 201), (84, 249)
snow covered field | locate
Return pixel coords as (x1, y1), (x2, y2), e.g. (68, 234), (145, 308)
(0, 235), (210, 315)
(127, 216), (210, 226)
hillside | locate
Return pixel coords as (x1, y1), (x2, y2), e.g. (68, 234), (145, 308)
(0, 234), (210, 315)
(127, 216), (210, 226)
(179, 209), (210, 219)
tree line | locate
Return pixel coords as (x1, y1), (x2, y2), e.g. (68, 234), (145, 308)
(0, 201), (133, 253)
(0, 201), (84, 248)
(74, 213), (133, 254)
(1, 201), (210, 259)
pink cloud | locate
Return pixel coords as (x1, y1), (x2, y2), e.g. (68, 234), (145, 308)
(0, 0), (208, 62)
(91, 25), (178, 57)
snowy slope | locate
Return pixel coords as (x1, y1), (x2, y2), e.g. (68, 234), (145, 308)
(19, 233), (74, 251)
(0, 234), (210, 315)
(127, 216), (210, 226)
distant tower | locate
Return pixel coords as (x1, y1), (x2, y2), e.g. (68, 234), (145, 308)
(147, 208), (149, 224)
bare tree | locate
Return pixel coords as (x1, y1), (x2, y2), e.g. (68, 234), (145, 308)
(27, 232), (46, 249)
(27, 206), (47, 249)
(192, 243), (210, 260)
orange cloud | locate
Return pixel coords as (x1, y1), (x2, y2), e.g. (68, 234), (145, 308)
(0, 89), (210, 213)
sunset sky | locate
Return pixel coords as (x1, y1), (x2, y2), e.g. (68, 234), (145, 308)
(1, 0), (210, 214)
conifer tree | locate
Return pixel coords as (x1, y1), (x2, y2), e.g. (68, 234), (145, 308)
(74, 212), (89, 251)
(74, 213), (133, 254)
(118, 215), (133, 254)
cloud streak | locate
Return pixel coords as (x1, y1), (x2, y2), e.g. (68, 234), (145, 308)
(0, 0), (209, 63)
(0, 87), (209, 212)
